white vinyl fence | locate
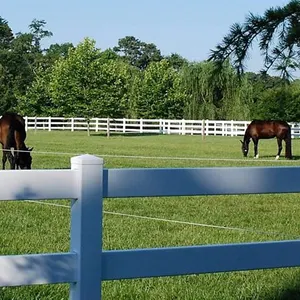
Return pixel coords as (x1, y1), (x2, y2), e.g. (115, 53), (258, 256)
(24, 117), (300, 138)
(1, 155), (300, 299)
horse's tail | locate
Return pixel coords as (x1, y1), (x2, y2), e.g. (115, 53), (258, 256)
(285, 124), (292, 159)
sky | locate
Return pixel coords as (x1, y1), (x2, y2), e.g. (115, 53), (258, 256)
(2, 0), (297, 77)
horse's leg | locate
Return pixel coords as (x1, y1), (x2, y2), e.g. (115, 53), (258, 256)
(253, 138), (259, 158)
(284, 134), (292, 159)
(6, 148), (15, 169)
(8, 153), (15, 169)
(276, 137), (283, 160)
(2, 150), (6, 170)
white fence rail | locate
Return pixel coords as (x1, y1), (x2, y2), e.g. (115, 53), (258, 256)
(24, 117), (300, 138)
(1, 155), (300, 299)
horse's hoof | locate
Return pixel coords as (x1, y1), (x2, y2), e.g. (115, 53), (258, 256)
(254, 155), (259, 159)
(275, 155), (280, 160)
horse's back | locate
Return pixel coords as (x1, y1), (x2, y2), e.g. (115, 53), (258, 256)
(0, 112), (26, 146)
(247, 120), (290, 139)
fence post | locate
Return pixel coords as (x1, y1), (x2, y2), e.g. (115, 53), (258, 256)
(70, 154), (104, 300)
(71, 118), (75, 132)
(140, 118), (143, 133)
(48, 116), (51, 132)
(159, 119), (163, 134)
(123, 118), (126, 133)
(34, 116), (37, 132)
(24, 116), (28, 132)
(107, 118), (110, 138)
(95, 118), (99, 133)
(202, 119), (205, 140)
(182, 119), (185, 135)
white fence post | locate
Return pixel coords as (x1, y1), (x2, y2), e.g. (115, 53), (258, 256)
(182, 119), (185, 135)
(123, 118), (126, 133)
(71, 118), (75, 132)
(95, 118), (99, 133)
(107, 118), (110, 137)
(140, 118), (143, 133)
(70, 154), (104, 300)
(24, 116), (28, 132)
(34, 116), (37, 132)
(48, 116), (51, 132)
(159, 119), (163, 134)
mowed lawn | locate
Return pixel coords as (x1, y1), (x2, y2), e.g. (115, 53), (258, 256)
(1, 131), (300, 299)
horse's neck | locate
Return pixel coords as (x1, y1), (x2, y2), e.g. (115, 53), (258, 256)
(243, 133), (250, 143)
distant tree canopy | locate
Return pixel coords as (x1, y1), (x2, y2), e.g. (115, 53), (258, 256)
(1, 15), (300, 122)
(113, 36), (163, 70)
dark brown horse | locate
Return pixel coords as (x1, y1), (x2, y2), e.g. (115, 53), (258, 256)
(240, 120), (292, 160)
(0, 112), (33, 169)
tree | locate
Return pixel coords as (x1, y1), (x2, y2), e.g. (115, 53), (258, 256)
(209, 0), (300, 80)
(253, 81), (300, 120)
(49, 38), (132, 134)
(28, 19), (53, 51)
(0, 17), (14, 49)
(43, 42), (74, 68)
(164, 53), (188, 71)
(181, 61), (253, 120)
(130, 60), (185, 118)
(17, 67), (52, 116)
(113, 36), (162, 70)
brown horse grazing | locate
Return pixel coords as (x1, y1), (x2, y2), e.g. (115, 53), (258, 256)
(240, 120), (292, 160)
(0, 112), (33, 169)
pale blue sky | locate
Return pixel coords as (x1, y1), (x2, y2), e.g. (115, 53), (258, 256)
(2, 0), (294, 75)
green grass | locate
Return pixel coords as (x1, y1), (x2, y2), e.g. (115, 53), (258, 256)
(2, 131), (300, 299)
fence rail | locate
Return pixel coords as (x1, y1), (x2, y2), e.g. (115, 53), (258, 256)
(1, 155), (300, 299)
(23, 117), (300, 138)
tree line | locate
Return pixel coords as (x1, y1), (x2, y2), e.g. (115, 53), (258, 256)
(1, 11), (300, 122)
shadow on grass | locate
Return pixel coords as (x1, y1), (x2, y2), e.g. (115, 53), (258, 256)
(266, 279), (300, 300)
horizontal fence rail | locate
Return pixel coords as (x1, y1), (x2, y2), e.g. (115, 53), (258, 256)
(1, 155), (300, 299)
(22, 117), (300, 138)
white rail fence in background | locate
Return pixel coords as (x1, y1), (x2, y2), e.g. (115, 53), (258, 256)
(24, 117), (300, 138)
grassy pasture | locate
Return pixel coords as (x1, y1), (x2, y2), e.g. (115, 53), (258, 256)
(1, 131), (300, 299)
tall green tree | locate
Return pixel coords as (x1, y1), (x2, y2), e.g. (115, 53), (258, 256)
(113, 36), (162, 70)
(209, 0), (300, 80)
(44, 42), (74, 67)
(28, 19), (53, 51)
(181, 61), (253, 120)
(165, 53), (188, 71)
(130, 60), (185, 118)
(48, 38), (132, 134)
(0, 18), (53, 113)
(0, 17), (14, 49)
(254, 81), (300, 120)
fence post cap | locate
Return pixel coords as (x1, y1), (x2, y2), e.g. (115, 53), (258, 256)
(71, 154), (103, 165)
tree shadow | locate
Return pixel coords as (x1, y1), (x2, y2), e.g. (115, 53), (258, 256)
(265, 275), (300, 300)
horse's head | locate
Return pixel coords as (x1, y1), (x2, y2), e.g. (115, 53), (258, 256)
(17, 147), (33, 169)
(240, 140), (249, 157)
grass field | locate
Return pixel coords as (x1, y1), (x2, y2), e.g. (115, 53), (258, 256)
(1, 131), (300, 299)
